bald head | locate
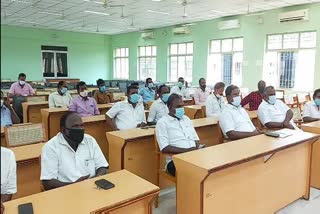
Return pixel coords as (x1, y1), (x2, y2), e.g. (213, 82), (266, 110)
(258, 80), (266, 93)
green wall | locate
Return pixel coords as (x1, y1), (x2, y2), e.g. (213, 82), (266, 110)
(1, 25), (111, 85)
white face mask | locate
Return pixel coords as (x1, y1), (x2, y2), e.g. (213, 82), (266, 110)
(19, 80), (25, 85)
(80, 90), (88, 97)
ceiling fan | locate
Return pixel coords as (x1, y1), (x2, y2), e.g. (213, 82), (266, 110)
(84, 0), (124, 8)
(245, 2), (265, 16)
(120, 6), (129, 19)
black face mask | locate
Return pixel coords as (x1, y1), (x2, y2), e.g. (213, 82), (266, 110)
(65, 128), (85, 144)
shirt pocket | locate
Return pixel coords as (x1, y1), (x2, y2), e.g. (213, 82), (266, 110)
(84, 159), (96, 177)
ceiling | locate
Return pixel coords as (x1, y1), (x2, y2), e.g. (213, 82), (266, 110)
(1, 0), (319, 35)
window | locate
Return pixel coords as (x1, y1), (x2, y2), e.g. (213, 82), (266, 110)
(138, 46), (157, 80)
(207, 38), (243, 86)
(114, 48), (129, 79)
(42, 46), (68, 78)
(264, 32), (316, 90)
(169, 42), (193, 82)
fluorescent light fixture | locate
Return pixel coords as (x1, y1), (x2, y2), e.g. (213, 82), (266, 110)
(55, 19), (75, 23)
(152, 0), (163, 1)
(83, 0), (104, 4)
(38, 11), (62, 16)
(11, 0), (30, 4)
(210, 10), (224, 13)
(147, 10), (170, 15)
(17, 20), (38, 24)
(84, 10), (110, 16)
(127, 27), (138, 30)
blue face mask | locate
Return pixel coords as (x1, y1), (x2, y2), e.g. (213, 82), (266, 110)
(99, 86), (106, 93)
(60, 87), (68, 95)
(148, 83), (154, 88)
(177, 82), (184, 88)
(268, 95), (277, 105)
(231, 96), (241, 107)
(129, 94), (140, 104)
(314, 98), (320, 106)
(161, 93), (170, 103)
(175, 107), (185, 119)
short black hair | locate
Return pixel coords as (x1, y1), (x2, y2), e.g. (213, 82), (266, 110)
(198, 78), (205, 85)
(131, 82), (139, 87)
(96, 79), (105, 86)
(18, 73), (26, 79)
(225, 85), (239, 96)
(167, 93), (182, 109)
(60, 111), (78, 130)
(178, 77), (184, 81)
(313, 88), (320, 99)
(76, 81), (86, 91)
(127, 85), (138, 94)
(57, 81), (66, 89)
(214, 82), (225, 90)
(263, 86), (275, 94)
(146, 78), (152, 83)
(158, 84), (169, 94)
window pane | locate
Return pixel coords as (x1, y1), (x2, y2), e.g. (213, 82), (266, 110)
(146, 46), (152, 56)
(187, 43), (193, 54)
(222, 53), (233, 85)
(178, 43), (186, 54)
(279, 52), (297, 88)
(210, 40), (220, 53)
(221, 39), (232, 52)
(233, 38), (243, 52)
(268, 35), (282, 50)
(300, 32), (317, 48)
(42, 52), (55, 77)
(283, 33), (299, 49)
(121, 48), (126, 57)
(139, 47), (145, 57)
(170, 44), (178, 55)
(152, 46), (157, 56)
(170, 56), (178, 81)
(116, 48), (121, 57)
(56, 52), (68, 77)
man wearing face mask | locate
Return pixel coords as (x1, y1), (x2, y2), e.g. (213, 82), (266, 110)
(258, 86), (297, 130)
(8, 73), (34, 98)
(94, 79), (114, 104)
(48, 81), (72, 108)
(303, 88), (320, 122)
(105, 86), (146, 130)
(194, 78), (210, 105)
(40, 112), (108, 190)
(69, 81), (100, 117)
(1, 91), (20, 126)
(156, 93), (203, 176)
(170, 77), (190, 99)
(219, 85), (261, 140)
(240, 80), (266, 111)
(206, 82), (226, 118)
(147, 85), (170, 125)
(139, 78), (156, 104)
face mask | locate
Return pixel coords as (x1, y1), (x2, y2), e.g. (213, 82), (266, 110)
(1, 100), (3, 107)
(19, 80), (25, 85)
(80, 90), (88, 98)
(175, 107), (185, 119)
(66, 128), (85, 144)
(99, 86), (106, 93)
(161, 93), (170, 103)
(60, 87), (68, 95)
(268, 95), (277, 105)
(314, 98), (320, 106)
(177, 82), (184, 88)
(231, 96), (241, 107)
(148, 83), (154, 88)
(129, 94), (140, 104)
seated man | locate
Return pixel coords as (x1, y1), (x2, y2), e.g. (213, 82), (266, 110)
(156, 93), (203, 176)
(147, 85), (170, 124)
(48, 81), (72, 108)
(303, 88), (320, 122)
(194, 78), (210, 105)
(258, 86), (297, 130)
(1, 91), (20, 126)
(240, 80), (266, 111)
(139, 78), (156, 104)
(69, 81), (100, 117)
(206, 82), (225, 117)
(170, 77), (190, 99)
(94, 79), (114, 104)
(41, 112), (108, 190)
(219, 85), (261, 140)
(105, 86), (146, 130)
(1, 147), (17, 202)
(8, 73), (34, 98)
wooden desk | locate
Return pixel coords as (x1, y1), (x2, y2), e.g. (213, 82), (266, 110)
(4, 170), (159, 214)
(1, 126), (5, 147)
(10, 143), (44, 199)
(183, 98), (194, 106)
(184, 105), (204, 119)
(97, 103), (114, 115)
(22, 101), (49, 123)
(173, 129), (319, 214)
(301, 121), (320, 189)
(26, 95), (48, 102)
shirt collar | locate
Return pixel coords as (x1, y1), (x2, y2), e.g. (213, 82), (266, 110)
(226, 103), (241, 110)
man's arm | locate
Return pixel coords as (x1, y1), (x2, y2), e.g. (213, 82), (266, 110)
(240, 93), (251, 107)
(303, 116), (320, 122)
(5, 101), (20, 124)
(105, 115), (118, 131)
(161, 145), (197, 154)
(226, 130), (260, 141)
(283, 109), (293, 125)
(42, 175), (89, 190)
(1, 194), (12, 202)
(96, 167), (108, 177)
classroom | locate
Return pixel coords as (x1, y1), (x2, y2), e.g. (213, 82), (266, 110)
(1, 0), (320, 213)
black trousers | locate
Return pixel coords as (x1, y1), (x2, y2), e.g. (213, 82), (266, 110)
(167, 161), (176, 177)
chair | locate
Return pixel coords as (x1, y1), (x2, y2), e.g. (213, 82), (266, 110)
(4, 123), (46, 147)
(305, 93), (312, 102)
(275, 90), (285, 102)
(291, 107), (303, 128)
(154, 133), (176, 208)
(146, 100), (154, 110)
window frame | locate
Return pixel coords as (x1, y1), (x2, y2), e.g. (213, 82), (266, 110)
(137, 45), (157, 80)
(41, 50), (69, 79)
(113, 47), (129, 80)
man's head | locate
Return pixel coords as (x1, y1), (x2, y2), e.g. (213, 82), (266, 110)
(177, 77), (184, 88)
(0, 91), (4, 107)
(57, 81), (68, 94)
(97, 79), (106, 93)
(167, 93), (184, 119)
(258, 80), (266, 93)
(131, 82), (139, 88)
(263, 86), (276, 105)
(18, 73), (26, 85)
(60, 112), (85, 144)
(199, 78), (206, 90)
(127, 85), (140, 104)
(146, 78), (153, 88)
(225, 85), (240, 106)
(214, 82), (225, 96)
(158, 85), (170, 103)
(313, 88), (320, 101)
(76, 81), (88, 97)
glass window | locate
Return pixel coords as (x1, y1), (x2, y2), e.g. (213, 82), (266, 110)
(114, 48), (129, 79)
(221, 39), (233, 52)
(268, 35), (282, 50)
(300, 32), (317, 48)
(138, 46), (157, 80)
(283, 33), (299, 49)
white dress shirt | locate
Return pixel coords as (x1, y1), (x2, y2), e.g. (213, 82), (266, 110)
(194, 88), (210, 105)
(303, 101), (320, 119)
(1, 147), (17, 195)
(41, 133), (108, 183)
(170, 86), (190, 98)
(218, 104), (256, 136)
(258, 100), (291, 125)
(147, 98), (169, 123)
(206, 94), (226, 117)
(48, 91), (72, 108)
(106, 100), (146, 130)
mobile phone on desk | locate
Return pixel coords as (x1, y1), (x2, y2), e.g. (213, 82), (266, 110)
(265, 131), (280, 138)
(95, 179), (115, 190)
(18, 203), (33, 214)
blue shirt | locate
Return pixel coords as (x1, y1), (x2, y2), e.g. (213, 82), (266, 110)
(139, 87), (155, 103)
(1, 106), (13, 126)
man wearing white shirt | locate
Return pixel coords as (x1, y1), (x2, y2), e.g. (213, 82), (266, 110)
(1, 147), (17, 202)
(41, 112), (108, 190)
(105, 86), (146, 130)
(219, 85), (261, 140)
(303, 88), (320, 122)
(170, 77), (190, 99)
(156, 93), (203, 176)
(147, 85), (170, 124)
(206, 82), (226, 117)
(258, 86), (296, 130)
(48, 81), (72, 108)
(194, 78), (210, 105)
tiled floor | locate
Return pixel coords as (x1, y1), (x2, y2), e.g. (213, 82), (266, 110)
(153, 187), (320, 214)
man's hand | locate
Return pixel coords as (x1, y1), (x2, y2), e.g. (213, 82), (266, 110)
(76, 174), (90, 182)
(137, 122), (147, 128)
